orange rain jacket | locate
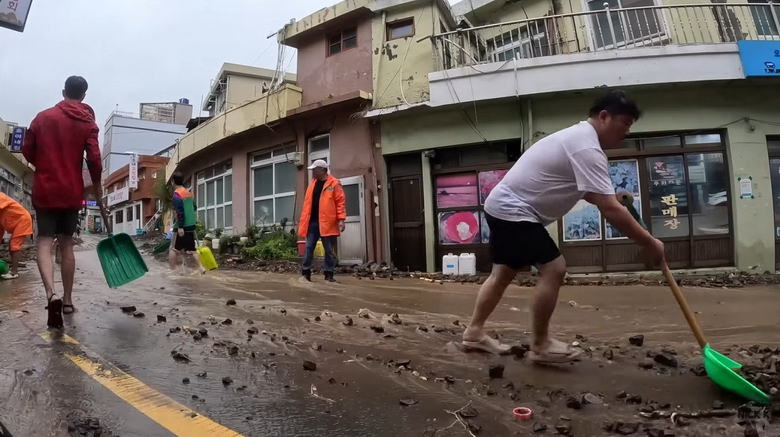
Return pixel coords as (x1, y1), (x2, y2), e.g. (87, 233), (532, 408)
(0, 193), (33, 251)
(297, 174), (346, 238)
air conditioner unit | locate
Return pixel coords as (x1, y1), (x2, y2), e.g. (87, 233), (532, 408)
(288, 151), (303, 166)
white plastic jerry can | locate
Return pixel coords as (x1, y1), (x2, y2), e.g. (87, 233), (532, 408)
(458, 253), (477, 276)
(442, 253), (459, 276)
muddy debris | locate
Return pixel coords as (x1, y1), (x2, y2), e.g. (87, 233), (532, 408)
(311, 343), (322, 351)
(555, 422), (572, 435)
(303, 360), (317, 371)
(629, 335), (644, 347)
(120, 306), (136, 313)
(396, 359), (411, 367)
(533, 422), (547, 433)
(343, 316), (354, 327)
(192, 332), (202, 341)
(314, 316), (321, 322)
(369, 324), (384, 333)
(228, 346), (239, 356)
(222, 376), (233, 385)
(389, 313), (402, 325)
(196, 371), (207, 378)
(247, 326), (259, 335)
(182, 377), (190, 385)
(566, 396), (583, 410)
(156, 315), (167, 323)
(417, 325), (429, 332)
(169, 326), (181, 333)
(583, 393), (604, 405)
(603, 421), (640, 435)
(639, 358), (655, 369)
(222, 318), (233, 325)
(198, 327), (208, 337)
(399, 398), (418, 407)
(488, 364), (504, 379)
(132, 311), (145, 318)
(226, 299), (236, 306)
(357, 308), (371, 319)
(171, 350), (191, 363)
(654, 353), (678, 367)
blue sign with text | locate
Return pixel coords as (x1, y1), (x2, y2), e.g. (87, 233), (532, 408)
(10, 127), (25, 152)
(738, 40), (780, 77)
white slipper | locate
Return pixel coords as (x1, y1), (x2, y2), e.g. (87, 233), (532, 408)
(1, 273), (19, 280)
(528, 338), (582, 364)
(462, 335), (512, 355)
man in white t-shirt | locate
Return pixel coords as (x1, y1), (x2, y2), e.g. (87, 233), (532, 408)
(462, 90), (665, 363)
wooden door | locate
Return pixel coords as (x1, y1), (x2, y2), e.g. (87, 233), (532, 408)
(389, 175), (426, 272)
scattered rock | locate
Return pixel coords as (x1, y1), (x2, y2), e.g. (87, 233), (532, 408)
(171, 350), (191, 363)
(222, 376), (233, 386)
(626, 394), (642, 404)
(246, 319), (254, 324)
(196, 372), (207, 378)
(433, 326), (448, 333)
(343, 316), (354, 326)
(226, 299), (237, 306)
(389, 313), (402, 325)
(583, 393), (603, 405)
(182, 377), (190, 384)
(369, 324), (384, 333)
(488, 364), (504, 379)
(312, 343), (322, 351)
(303, 360), (317, 371)
(399, 398), (418, 406)
(603, 349), (614, 360)
(133, 311), (145, 318)
(228, 346), (239, 356)
(222, 318), (233, 325)
(654, 353), (679, 368)
(691, 365), (707, 376)
(396, 359), (411, 367)
(713, 400), (724, 409)
(314, 316), (321, 322)
(198, 327), (208, 337)
(280, 308), (287, 314)
(566, 397), (582, 410)
(629, 335), (644, 347)
(169, 326), (181, 333)
(533, 422), (547, 433)
(157, 315), (167, 323)
(120, 306), (136, 313)
(639, 358), (655, 369)
(510, 344), (529, 358)
(358, 308), (371, 319)
(192, 332), (202, 341)
(336, 348), (345, 354)
(458, 406), (479, 418)
(604, 421), (640, 435)
(247, 327), (259, 335)
(417, 326), (428, 332)
(555, 422), (572, 435)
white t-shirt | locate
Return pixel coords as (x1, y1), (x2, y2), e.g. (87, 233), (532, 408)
(485, 121), (614, 225)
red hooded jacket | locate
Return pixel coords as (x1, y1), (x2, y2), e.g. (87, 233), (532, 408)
(22, 100), (102, 210)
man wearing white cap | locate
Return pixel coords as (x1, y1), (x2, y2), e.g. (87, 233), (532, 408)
(297, 159), (347, 282)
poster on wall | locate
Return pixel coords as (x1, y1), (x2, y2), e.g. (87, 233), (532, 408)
(562, 200), (602, 242)
(478, 169), (509, 204)
(607, 159), (642, 239)
(436, 173), (478, 208)
(439, 211), (480, 245)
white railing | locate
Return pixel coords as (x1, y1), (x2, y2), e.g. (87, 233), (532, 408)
(431, 2), (780, 69)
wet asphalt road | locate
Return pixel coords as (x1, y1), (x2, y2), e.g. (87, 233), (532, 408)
(0, 236), (778, 436)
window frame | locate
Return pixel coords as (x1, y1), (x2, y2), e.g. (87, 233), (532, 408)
(386, 18), (415, 40)
(250, 145), (298, 226)
(196, 161), (233, 231)
(327, 26), (358, 56)
(748, 0), (780, 36)
(583, 0), (668, 49)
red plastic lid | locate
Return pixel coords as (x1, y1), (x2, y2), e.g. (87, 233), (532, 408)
(513, 407), (533, 420)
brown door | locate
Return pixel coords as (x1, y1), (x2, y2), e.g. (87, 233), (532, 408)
(389, 175), (426, 272)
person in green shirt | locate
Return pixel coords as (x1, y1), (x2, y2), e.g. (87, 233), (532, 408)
(168, 172), (205, 274)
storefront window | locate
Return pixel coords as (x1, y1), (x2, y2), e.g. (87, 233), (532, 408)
(251, 146), (297, 225)
(687, 153), (730, 236)
(647, 155), (689, 238)
(196, 160), (233, 231)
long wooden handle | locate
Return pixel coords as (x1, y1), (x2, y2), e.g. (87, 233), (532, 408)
(662, 265), (707, 348)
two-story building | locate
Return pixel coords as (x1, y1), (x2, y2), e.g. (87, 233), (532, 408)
(104, 155), (169, 235)
(370, 0), (780, 273)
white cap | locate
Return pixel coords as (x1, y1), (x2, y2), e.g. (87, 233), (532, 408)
(308, 159), (329, 170)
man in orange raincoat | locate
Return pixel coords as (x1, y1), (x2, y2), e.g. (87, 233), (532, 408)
(0, 193), (34, 279)
(298, 160), (346, 282)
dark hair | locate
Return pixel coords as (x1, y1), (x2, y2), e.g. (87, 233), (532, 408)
(64, 76), (89, 99)
(172, 171), (184, 186)
(589, 90), (641, 120)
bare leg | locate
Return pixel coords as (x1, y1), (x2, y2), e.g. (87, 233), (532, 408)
(58, 236), (76, 306)
(189, 251), (206, 274)
(462, 264), (519, 342)
(168, 249), (180, 271)
(9, 251), (20, 275)
(36, 236), (57, 300)
(531, 255), (567, 351)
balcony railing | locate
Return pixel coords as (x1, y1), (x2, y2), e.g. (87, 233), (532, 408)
(432, 2), (780, 70)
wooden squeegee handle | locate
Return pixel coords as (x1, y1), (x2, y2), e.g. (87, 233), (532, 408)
(662, 265), (707, 348)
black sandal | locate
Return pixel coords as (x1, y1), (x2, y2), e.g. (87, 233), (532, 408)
(46, 295), (63, 329)
(63, 304), (75, 315)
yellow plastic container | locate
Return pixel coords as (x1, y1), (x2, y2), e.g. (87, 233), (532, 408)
(197, 246), (218, 271)
(314, 241), (325, 257)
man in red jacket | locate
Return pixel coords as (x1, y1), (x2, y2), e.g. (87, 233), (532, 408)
(22, 76), (102, 329)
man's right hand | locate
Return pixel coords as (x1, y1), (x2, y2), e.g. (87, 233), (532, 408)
(177, 228), (184, 237)
(644, 237), (666, 267)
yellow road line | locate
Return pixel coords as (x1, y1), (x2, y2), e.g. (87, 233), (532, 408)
(39, 331), (80, 345)
(40, 333), (244, 437)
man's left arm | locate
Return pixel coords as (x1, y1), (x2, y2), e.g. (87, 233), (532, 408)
(334, 182), (347, 232)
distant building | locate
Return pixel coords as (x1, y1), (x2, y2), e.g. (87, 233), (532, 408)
(103, 155), (170, 235)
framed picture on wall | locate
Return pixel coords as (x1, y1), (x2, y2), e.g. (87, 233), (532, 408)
(439, 211), (481, 245)
(436, 173), (478, 208)
(478, 169), (509, 204)
(562, 200), (602, 242)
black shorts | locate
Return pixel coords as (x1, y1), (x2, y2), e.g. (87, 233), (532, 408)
(36, 209), (79, 237)
(173, 230), (197, 252)
(485, 213), (561, 269)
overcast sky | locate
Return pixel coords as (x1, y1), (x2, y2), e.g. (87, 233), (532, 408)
(2, 0), (453, 134)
